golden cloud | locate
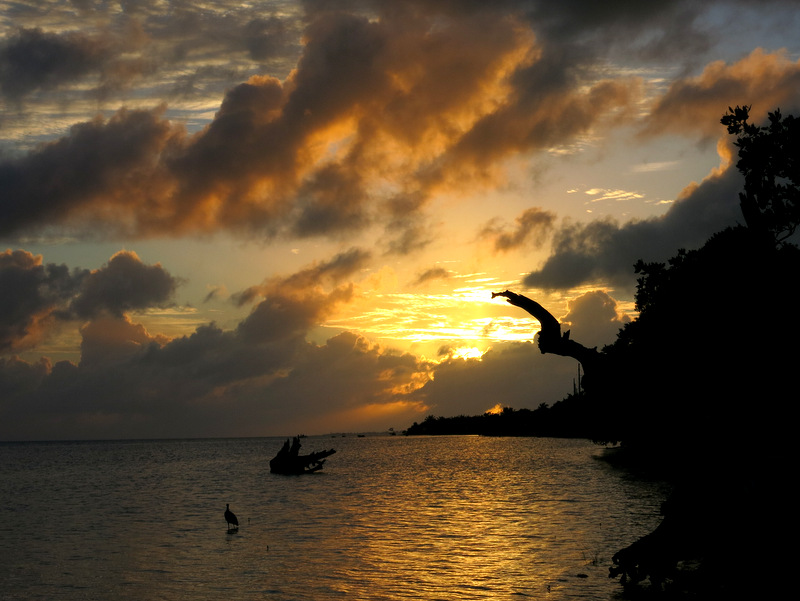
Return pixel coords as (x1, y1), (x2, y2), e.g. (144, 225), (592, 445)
(642, 48), (800, 139)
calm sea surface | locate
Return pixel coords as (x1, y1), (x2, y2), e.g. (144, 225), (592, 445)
(1, 436), (669, 600)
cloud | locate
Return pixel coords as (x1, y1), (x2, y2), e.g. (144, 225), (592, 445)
(515, 48), (800, 292)
(409, 287), (630, 416)
(242, 15), (295, 61)
(0, 313), (434, 440)
(0, 248), (178, 352)
(0, 239), (639, 441)
(237, 284), (356, 345)
(235, 249), (370, 344)
(559, 290), (630, 348)
(631, 161), (679, 173)
(0, 249), (86, 351)
(0, 4), (304, 108)
(71, 250), (180, 318)
(409, 342), (576, 417)
(641, 48), (800, 141)
(229, 247), (370, 343)
(202, 284), (228, 303)
(0, 4), (659, 246)
(523, 144), (745, 290)
(256, 331), (433, 433)
(0, 28), (106, 100)
(276, 246), (372, 290)
(7, 311), (588, 440)
(79, 315), (169, 369)
(412, 266), (452, 287)
(2, 1), (799, 440)
(480, 207), (557, 253)
(0, 106), (185, 238)
(0, 243), (341, 437)
(0, 355), (51, 400)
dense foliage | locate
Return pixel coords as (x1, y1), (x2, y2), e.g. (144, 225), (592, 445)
(407, 109), (799, 596)
(721, 105), (800, 245)
(589, 108), (799, 467)
(405, 396), (593, 438)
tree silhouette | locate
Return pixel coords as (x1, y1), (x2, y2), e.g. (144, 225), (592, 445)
(721, 105), (800, 245)
(494, 108), (799, 597)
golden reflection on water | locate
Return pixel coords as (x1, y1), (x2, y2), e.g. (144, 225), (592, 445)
(1, 436), (667, 601)
(297, 436), (664, 600)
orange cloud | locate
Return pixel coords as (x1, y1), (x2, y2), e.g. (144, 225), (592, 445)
(0, 9), (643, 251)
(642, 48), (800, 140)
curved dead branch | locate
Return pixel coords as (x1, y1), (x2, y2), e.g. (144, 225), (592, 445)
(493, 290), (601, 377)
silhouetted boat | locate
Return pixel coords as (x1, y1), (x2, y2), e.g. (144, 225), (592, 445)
(269, 436), (336, 475)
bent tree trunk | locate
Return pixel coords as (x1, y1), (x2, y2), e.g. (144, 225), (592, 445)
(494, 290), (679, 590)
(494, 290), (752, 594)
(493, 290), (601, 380)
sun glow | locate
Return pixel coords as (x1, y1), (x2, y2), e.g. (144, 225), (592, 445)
(450, 346), (485, 360)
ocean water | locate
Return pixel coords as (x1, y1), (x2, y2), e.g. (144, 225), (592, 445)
(0, 436), (669, 600)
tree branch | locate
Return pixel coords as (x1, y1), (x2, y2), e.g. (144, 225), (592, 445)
(493, 290), (601, 375)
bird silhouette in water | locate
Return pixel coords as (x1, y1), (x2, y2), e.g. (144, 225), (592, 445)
(224, 504), (239, 531)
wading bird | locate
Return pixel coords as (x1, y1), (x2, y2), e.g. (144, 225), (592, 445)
(224, 504), (239, 530)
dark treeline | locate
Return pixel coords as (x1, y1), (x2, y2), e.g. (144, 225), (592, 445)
(404, 107), (798, 598)
(404, 394), (595, 438)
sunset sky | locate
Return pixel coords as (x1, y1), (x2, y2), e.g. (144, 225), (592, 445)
(2, 0), (799, 440)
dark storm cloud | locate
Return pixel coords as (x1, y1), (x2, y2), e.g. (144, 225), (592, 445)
(519, 46), (800, 292)
(0, 248), (178, 351)
(524, 161), (744, 290)
(1, 0), (797, 284)
(0, 250), (435, 440)
(70, 250), (180, 318)
(0, 249), (86, 351)
(233, 247), (371, 306)
(0, 0), (652, 244)
(0, 27), (110, 100)
(641, 48), (800, 141)
(0, 3), (304, 105)
(234, 247), (370, 343)
(0, 107), (184, 238)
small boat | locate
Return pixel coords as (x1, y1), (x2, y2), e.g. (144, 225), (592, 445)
(269, 436), (336, 475)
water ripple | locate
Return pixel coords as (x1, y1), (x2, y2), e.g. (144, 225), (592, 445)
(1, 436), (668, 600)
